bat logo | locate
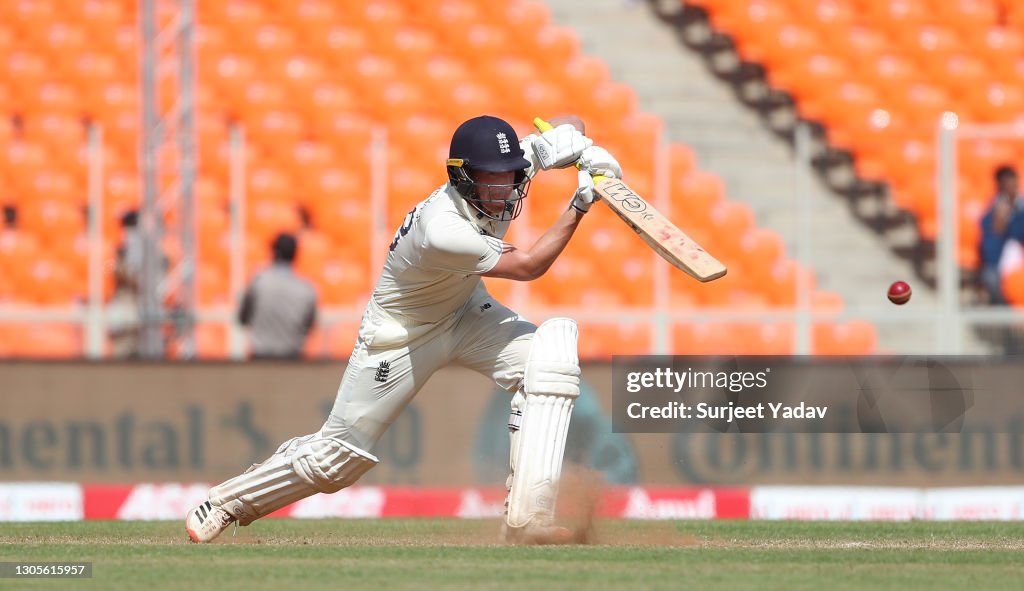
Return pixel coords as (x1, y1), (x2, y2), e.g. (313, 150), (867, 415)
(603, 182), (647, 213)
(621, 197), (646, 212)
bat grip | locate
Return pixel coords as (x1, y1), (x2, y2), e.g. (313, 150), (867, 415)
(532, 116), (605, 183)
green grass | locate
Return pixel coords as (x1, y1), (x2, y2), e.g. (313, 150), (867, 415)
(1, 519), (1022, 590)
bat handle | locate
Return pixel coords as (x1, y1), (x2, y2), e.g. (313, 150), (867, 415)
(532, 116), (606, 183)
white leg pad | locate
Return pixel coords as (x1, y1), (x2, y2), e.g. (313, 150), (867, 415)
(506, 317), (580, 530)
(209, 434), (378, 525)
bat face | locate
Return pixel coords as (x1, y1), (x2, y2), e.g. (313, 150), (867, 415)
(594, 178), (727, 282)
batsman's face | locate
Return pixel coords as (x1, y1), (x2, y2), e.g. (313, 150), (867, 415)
(472, 170), (516, 215)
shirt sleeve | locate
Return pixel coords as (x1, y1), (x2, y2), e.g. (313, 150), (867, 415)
(419, 214), (504, 274)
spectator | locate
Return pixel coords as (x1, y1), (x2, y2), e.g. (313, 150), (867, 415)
(979, 165), (1024, 304)
(119, 210), (144, 286)
(106, 247), (141, 359)
(238, 232), (317, 359)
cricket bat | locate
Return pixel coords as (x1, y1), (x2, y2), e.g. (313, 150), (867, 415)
(534, 118), (727, 282)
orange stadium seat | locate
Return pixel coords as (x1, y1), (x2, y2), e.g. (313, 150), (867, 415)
(0, 273), (12, 307)
(531, 253), (595, 306)
(673, 170), (724, 226)
(287, 141), (337, 199)
(22, 114), (86, 155)
(812, 320), (878, 355)
(314, 24), (371, 70)
(585, 82), (638, 126)
(709, 200), (755, 254)
(19, 199), (86, 237)
(250, 110), (309, 162)
(795, 0), (857, 39)
(350, 0), (406, 43)
(699, 0), (1024, 289)
(390, 115), (451, 164)
(18, 258), (80, 304)
(321, 320), (363, 358)
(415, 55), (470, 98)
(970, 83), (1024, 123)
(834, 25), (893, 65)
(0, 230), (42, 269)
(801, 81), (882, 136)
(1003, 267), (1024, 306)
(936, 54), (992, 101)
(578, 323), (652, 360)
(278, 0), (338, 38)
(719, 0), (791, 65)
(898, 26), (966, 67)
(501, 0), (553, 39)
(317, 255), (370, 306)
(450, 24), (512, 70)
(294, 228), (332, 279)
(673, 322), (753, 355)
(0, 119), (11, 160)
(303, 85), (364, 131)
(21, 169), (81, 207)
(194, 322), (229, 359)
(758, 24), (821, 73)
(197, 268), (230, 306)
(248, 24), (297, 59)
(247, 199), (303, 246)
(216, 0), (268, 39)
(561, 54), (611, 99)
(0, 23), (14, 59)
(316, 111), (375, 162)
(940, 0), (999, 40)
(305, 170), (373, 246)
(768, 52), (850, 104)
(976, 27), (1024, 72)
(1, 0), (891, 357)
(4, 52), (48, 112)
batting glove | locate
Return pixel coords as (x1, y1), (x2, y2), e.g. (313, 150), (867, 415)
(522, 124), (593, 171)
(577, 145), (622, 179)
(570, 170), (597, 213)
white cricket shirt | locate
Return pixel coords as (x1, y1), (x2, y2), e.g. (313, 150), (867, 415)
(369, 184), (510, 328)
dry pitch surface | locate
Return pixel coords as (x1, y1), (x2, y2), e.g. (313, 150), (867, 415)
(2, 519), (1023, 590)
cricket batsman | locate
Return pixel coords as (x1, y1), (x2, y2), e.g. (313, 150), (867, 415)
(186, 114), (622, 544)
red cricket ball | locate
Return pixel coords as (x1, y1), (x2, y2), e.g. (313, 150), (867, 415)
(887, 280), (912, 305)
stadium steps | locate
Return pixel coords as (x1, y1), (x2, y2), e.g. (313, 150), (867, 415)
(542, 0), (989, 353)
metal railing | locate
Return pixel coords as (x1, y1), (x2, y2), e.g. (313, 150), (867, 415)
(3, 120), (1024, 358)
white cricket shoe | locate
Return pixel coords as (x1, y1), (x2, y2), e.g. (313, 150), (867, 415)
(186, 500), (235, 543)
(502, 522), (574, 545)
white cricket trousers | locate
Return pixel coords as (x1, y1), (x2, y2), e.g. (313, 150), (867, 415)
(321, 283), (536, 451)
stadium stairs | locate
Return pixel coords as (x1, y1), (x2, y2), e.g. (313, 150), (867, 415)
(542, 0), (989, 353)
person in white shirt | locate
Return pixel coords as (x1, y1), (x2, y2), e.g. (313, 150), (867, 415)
(186, 114), (622, 544)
